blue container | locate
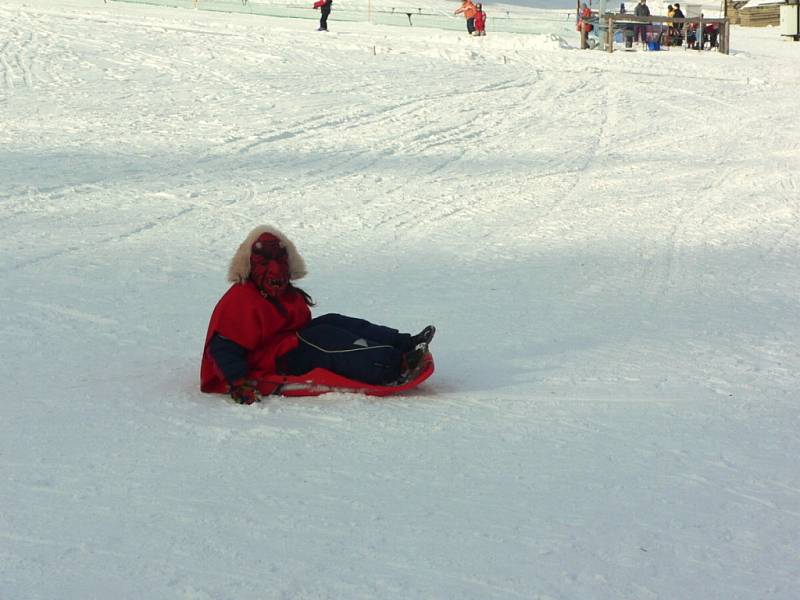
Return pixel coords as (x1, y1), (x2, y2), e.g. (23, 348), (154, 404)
(647, 41), (661, 51)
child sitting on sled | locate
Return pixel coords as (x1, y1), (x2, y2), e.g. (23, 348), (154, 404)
(200, 225), (435, 404)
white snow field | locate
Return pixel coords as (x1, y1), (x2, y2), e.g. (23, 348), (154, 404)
(2, 1), (800, 598)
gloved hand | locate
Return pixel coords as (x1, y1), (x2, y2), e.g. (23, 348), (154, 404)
(230, 378), (260, 405)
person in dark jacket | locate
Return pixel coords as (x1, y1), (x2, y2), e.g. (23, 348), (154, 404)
(633, 0), (650, 46)
(201, 225), (435, 404)
(313, 0), (332, 31)
(702, 14), (719, 49)
(672, 2), (685, 31)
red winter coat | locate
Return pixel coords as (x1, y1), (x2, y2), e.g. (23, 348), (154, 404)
(577, 6), (593, 32)
(474, 10), (486, 31)
(200, 281), (312, 395)
(313, 0), (329, 8)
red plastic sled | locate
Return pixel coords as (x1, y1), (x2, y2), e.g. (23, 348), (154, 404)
(263, 353), (435, 397)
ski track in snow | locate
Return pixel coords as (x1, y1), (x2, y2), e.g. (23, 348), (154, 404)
(2, 1), (800, 599)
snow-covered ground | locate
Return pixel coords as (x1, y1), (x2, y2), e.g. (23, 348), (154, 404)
(2, 1), (799, 598)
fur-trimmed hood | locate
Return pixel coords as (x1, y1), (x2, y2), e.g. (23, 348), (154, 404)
(227, 225), (308, 284)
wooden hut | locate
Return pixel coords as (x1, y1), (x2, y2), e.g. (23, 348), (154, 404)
(738, 0), (781, 26)
(725, 0), (750, 23)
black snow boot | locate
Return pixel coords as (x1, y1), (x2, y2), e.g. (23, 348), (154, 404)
(409, 325), (436, 348)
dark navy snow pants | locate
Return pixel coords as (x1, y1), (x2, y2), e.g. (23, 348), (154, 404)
(280, 313), (412, 384)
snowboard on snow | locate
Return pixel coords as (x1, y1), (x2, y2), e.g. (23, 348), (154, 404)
(263, 352), (435, 397)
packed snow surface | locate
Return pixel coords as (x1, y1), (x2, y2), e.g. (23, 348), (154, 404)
(2, 1), (799, 598)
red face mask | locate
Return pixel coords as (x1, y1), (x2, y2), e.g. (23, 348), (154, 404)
(249, 234), (290, 297)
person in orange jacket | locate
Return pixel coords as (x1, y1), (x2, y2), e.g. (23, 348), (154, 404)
(473, 3), (487, 36)
(454, 0), (478, 35)
(313, 0), (332, 31)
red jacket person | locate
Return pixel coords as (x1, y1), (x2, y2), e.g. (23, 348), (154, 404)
(201, 225), (435, 404)
(313, 0), (332, 31)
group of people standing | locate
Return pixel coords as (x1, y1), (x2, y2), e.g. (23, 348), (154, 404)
(664, 2), (686, 45)
(631, 0), (684, 46)
(685, 11), (720, 49)
(618, 0), (718, 50)
(454, 0), (488, 36)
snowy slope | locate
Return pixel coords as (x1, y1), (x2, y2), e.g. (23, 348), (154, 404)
(2, 1), (800, 598)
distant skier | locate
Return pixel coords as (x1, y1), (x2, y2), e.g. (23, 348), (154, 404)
(200, 225), (436, 404)
(313, 0), (332, 31)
